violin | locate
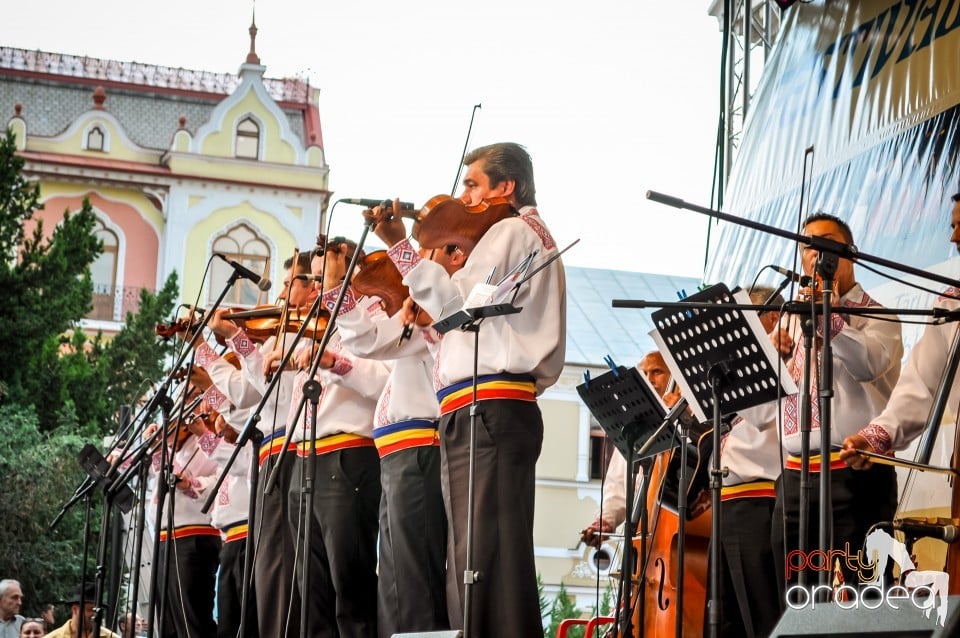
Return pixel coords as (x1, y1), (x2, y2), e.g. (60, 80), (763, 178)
(413, 194), (517, 252)
(223, 304), (331, 342)
(350, 250), (409, 317)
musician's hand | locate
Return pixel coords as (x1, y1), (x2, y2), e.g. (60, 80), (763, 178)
(315, 349), (337, 370)
(840, 434), (873, 470)
(216, 415), (239, 445)
(174, 472), (191, 491)
(188, 365), (213, 392)
(208, 308), (240, 339)
(770, 328), (794, 358)
(364, 199), (408, 247)
(143, 423), (159, 440)
(580, 519), (613, 548)
(184, 416), (207, 438)
(292, 346), (312, 370)
(263, 350), (285, 376)
(662, 387), (682, 408)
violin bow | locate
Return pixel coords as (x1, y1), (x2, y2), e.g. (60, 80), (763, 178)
(451, 103), (482, 196)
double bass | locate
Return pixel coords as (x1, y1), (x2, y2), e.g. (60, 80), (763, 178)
(637, 437), (712, 637)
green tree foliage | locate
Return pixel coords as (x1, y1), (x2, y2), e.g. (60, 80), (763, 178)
(0, 127), (179, 606)
(548, 582), (584, 638)
(0, 127), (178, 434)
(544, 580), (615, 638)
(103, 274), (179, 414)
(0, 404), (92, 615)
(0, 128), (102, 418)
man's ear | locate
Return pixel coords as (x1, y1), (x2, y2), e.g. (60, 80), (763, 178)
(497, 178), (516, 199)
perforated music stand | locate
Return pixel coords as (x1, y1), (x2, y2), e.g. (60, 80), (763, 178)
(577, 365), (673, 462)
(650, 283), (796, 638)
(577, 364), (673, 638)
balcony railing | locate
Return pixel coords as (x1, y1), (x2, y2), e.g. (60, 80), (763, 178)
(88, 283), (148, 322)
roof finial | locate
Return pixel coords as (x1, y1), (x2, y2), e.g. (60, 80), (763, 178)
(246, 4), (260, 65)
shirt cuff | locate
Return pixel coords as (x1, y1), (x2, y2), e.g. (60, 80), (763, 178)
(202, 386), (227, 412)
(194, 342), (220, 369)
(198, 431), (221, 454)
(858, 423), (892, 455)
(330, 353), (354, 376)
(322, 285), (358, 316)
(228, 329), (258, 358)
(387, 238), (422, 277)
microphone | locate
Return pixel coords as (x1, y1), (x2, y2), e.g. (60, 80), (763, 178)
(770, 265), (811, 286)
(339, 198), (416, 210)
(214, 253), (271, 291)
(891, 518), (960, 543)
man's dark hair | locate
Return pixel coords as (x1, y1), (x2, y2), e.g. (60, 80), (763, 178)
(464, 142), (537, 208)
(283, 252), (313, 274)
(951, 192), (960, 203)
(803, 211), (854, 244)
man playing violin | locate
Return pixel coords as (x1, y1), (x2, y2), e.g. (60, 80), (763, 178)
(369, 142), (566, 636)
(280, 236), (389, 637)
(769, 213), (903, 595)
(322, 242), (468, 636)
(196, 252), (314, 638)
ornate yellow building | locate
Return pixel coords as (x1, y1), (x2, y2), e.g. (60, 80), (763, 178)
(0, 23), (329, 332)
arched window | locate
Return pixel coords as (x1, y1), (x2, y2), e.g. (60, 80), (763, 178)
(235, 117), (260, 159)
(90, 219), (119, 320)
(211, 224), (270, 307)
(86, 126), (105, 151)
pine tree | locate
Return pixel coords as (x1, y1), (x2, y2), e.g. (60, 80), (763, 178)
(0, 129), (102, 421)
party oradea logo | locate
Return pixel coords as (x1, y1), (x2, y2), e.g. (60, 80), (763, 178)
(784, 528), (950, 626)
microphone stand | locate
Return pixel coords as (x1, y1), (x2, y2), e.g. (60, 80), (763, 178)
(815, 253), (838, 597)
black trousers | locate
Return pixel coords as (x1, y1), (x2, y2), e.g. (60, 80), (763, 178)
(254, 451), (301, 638)
(377, 445), (449, 638)
(288, 446), (381, 638)
(771, 463), (897, 606)
(218, 536), (258, 638)
(160, 533), (220, 638)
(440, 399), (544, 638)
(713, 495), (781, 638)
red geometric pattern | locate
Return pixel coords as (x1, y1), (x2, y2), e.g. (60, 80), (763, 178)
(859, 423), (892, 455)
(387, 238), (421, 277)
(782, 339), (821, 437)
(229, 330), (257, 357)
(202, 386), (226, 411)
(521, 209), (556, 251)
(194, 342), (219, 368)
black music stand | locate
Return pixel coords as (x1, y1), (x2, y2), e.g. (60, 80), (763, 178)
(577, 364), (673, 638)
(650, 283), (796, 638)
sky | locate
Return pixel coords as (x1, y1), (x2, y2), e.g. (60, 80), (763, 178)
(1, 1), (723, 277)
